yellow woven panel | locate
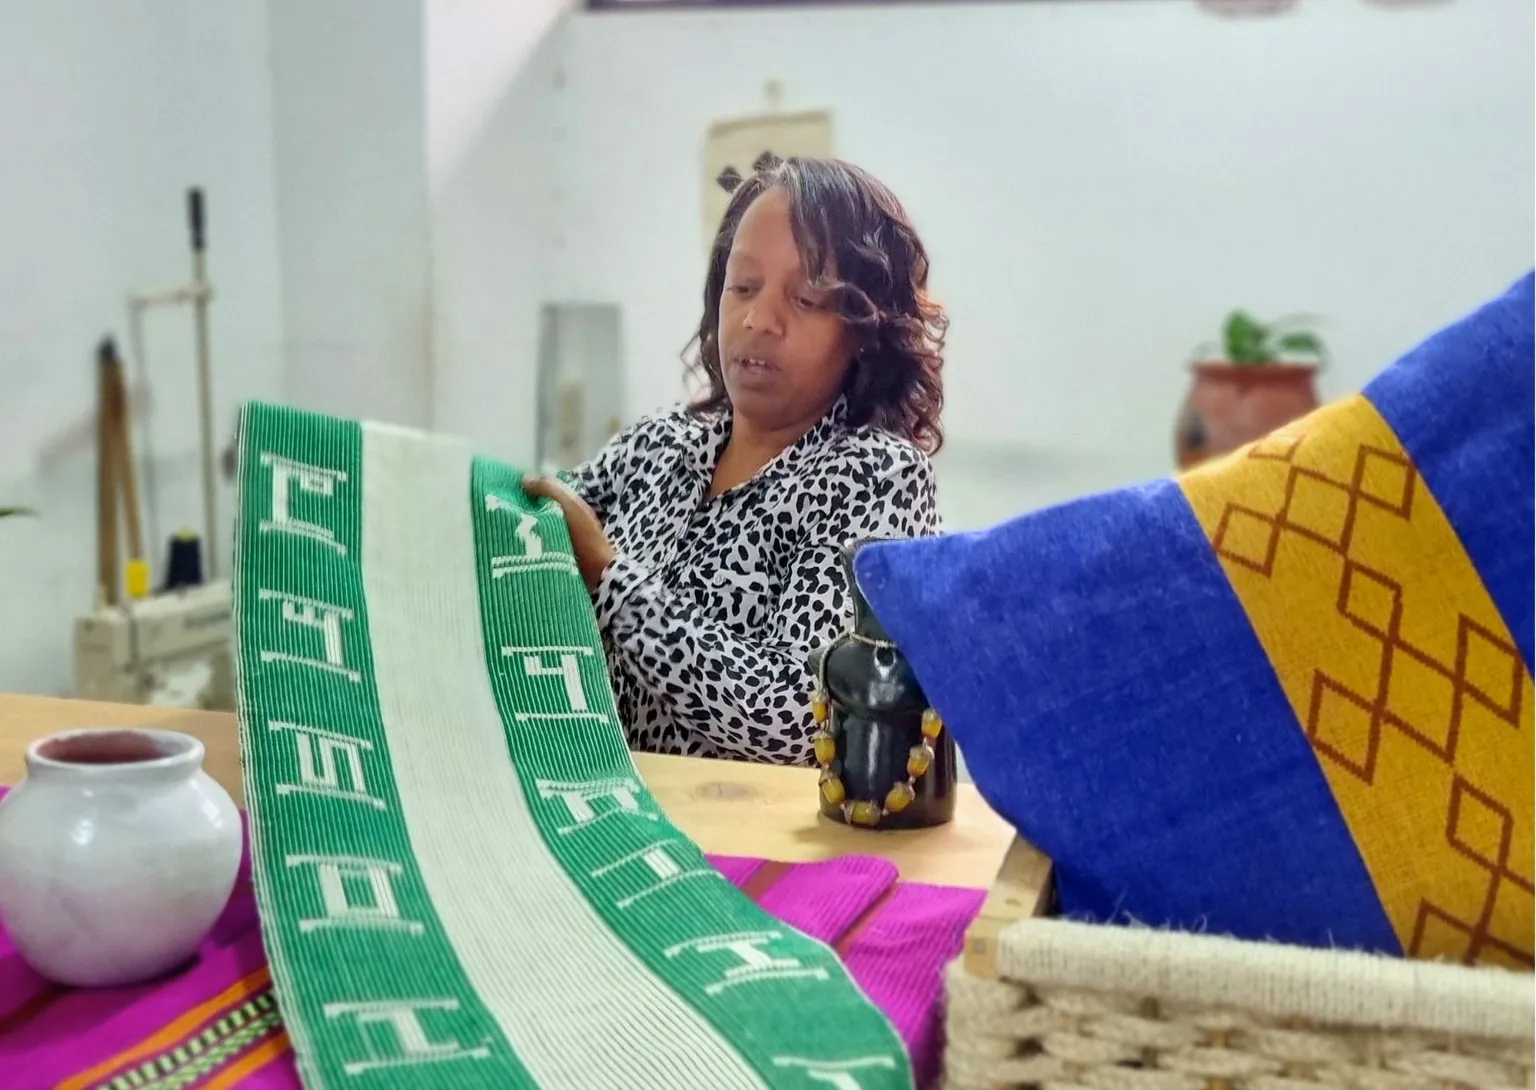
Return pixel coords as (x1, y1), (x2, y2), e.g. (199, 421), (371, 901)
(1180, 394), (1533, 968)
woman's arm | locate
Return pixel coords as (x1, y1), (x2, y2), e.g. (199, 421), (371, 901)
(593, 454), (939, 764)
(559, 425), (629, 524)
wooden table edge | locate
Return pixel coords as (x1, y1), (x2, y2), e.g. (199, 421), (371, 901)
(960, 834), (1056, 978)
(0, 694), (1043, 894)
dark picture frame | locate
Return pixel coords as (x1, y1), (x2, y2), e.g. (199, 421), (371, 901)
(587, 0), (1080, 10)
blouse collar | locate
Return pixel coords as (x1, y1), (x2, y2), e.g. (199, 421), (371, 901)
(688, 395), (850, 484)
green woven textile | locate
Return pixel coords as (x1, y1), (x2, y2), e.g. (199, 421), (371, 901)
(232, 402), (913, 1090)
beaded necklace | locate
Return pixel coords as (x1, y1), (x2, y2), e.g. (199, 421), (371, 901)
(809, 629), (944, 827)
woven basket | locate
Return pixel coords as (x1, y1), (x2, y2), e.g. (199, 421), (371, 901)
(944, 917), (1534, 1090)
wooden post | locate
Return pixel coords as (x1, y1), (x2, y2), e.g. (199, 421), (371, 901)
(960, 836), (1055, 978)
(95, 341), (119, 606)
(94, 337), (147, 606)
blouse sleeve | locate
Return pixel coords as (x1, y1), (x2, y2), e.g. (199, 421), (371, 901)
(591, 452), (939, 764)
(560, 425), (630, 524)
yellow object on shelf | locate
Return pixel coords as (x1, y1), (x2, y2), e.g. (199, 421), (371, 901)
(124, 558), (150, 601)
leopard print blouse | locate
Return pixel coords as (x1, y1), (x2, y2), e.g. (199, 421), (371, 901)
(568, 397), (939, 765)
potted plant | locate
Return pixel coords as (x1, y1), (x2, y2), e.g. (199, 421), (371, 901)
(1174, 309), (1328, 469)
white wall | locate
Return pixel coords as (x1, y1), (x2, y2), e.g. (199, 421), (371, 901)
(2, 0), (1531, 696)
(550, 0), (1534, 527)
(426, 0), (570, 465)
(0, 0), (284, 694)
(269, 0), (433, 428)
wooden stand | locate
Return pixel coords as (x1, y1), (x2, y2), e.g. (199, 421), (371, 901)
(95, 338), (146, 606)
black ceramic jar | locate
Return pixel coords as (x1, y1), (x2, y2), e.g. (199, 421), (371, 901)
(808, 539), (956, 830)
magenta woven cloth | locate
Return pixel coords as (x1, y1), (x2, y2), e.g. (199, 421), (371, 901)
(0, 787), (982, 1090)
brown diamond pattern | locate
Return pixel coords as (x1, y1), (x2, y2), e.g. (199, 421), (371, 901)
(1338, 561), (1400, 640)
(1459, 617), (1525, 722)
(1209, 434), (1532, 967)
(1247, 432), (1306, 462)
(1212, 505), (1281, 576)
(1307, 675), (1380, 782)
(1280, 468), (1354, 548)
(1356, 446), (1415, 516)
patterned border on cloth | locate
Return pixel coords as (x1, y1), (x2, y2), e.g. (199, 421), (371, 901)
(88, 995), (282, 1090)
(1179, 394), (1534, 967)
(54, 969), (287, 1090)
(232, 404), (913, 1089)
(0, 834), (976, 1089)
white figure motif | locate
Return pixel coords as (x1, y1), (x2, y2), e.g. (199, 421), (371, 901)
(285, 853), (423, 936)
(322, 998), (491, 1076)
(663, 931), (830, 996)
(589, 839), (721, 909)
(257, 589), (360, 682)
(270, 721), (385, 810)
(502, 646), (606, 722)
(513, 511), (544, 559)
(258, 452), (348, 554)
(489, 553), (579, 579)
(770, 1056), (900, 1089)
(486, 493), (578, 579)
(537, 777), (655, 835)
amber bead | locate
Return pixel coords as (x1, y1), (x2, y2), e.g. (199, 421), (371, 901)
(884, 782), (916, 813)
(812, 732), (838, 766)
(921, 708), (943, 740)
(811, 694), (829, 724)
(819, 772), (846, 807)
(907, 743), (934, 778)
(848, 800), (882, 827)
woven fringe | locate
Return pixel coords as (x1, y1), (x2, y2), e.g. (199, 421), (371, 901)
(942, 920), (1534, 1090)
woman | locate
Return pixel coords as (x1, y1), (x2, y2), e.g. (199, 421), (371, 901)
(524, 156), (945, 765)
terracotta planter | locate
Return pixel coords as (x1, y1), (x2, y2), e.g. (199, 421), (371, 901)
(1174, 362), (1320, 470)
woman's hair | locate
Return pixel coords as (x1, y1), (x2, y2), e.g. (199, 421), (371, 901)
(686, 156), (947, 455)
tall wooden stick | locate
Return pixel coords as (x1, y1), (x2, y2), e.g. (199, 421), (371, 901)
(95, 340), (119, 606)
(188, 188), (217, 578)
(94, 338), (147, 606)
(105, 343), (143, 565)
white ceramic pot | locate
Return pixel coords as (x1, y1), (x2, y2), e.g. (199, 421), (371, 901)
(0, 727), (241, 987)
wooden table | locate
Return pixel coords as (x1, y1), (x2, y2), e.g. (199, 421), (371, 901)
(0, 693), (1051, 901)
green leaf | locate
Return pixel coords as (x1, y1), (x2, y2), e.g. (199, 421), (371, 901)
(1268, 313), (1326, 335)
(1275, 330), (1328, 360)
(0, 506), (37, 518)
(1222, 310), (1273, 364)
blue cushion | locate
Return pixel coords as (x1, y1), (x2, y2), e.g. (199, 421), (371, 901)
(855, 273), (1534, 966)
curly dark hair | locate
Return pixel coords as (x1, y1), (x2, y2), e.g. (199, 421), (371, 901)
(686, 156), (947, 455)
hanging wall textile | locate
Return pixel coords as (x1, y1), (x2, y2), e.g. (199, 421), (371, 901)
(230, 403), (913, 1090)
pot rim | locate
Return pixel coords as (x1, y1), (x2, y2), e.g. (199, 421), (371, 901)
(24, 727), (204, 784)
(1189, 359), (1320, 377)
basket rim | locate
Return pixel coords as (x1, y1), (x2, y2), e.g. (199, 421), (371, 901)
(993, 917), (1534, 1042)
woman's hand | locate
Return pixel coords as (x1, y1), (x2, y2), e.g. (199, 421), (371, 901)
(521, 475), (617, 591)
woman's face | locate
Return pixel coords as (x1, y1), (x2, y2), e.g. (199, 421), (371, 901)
(717, 187), (854, 433)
